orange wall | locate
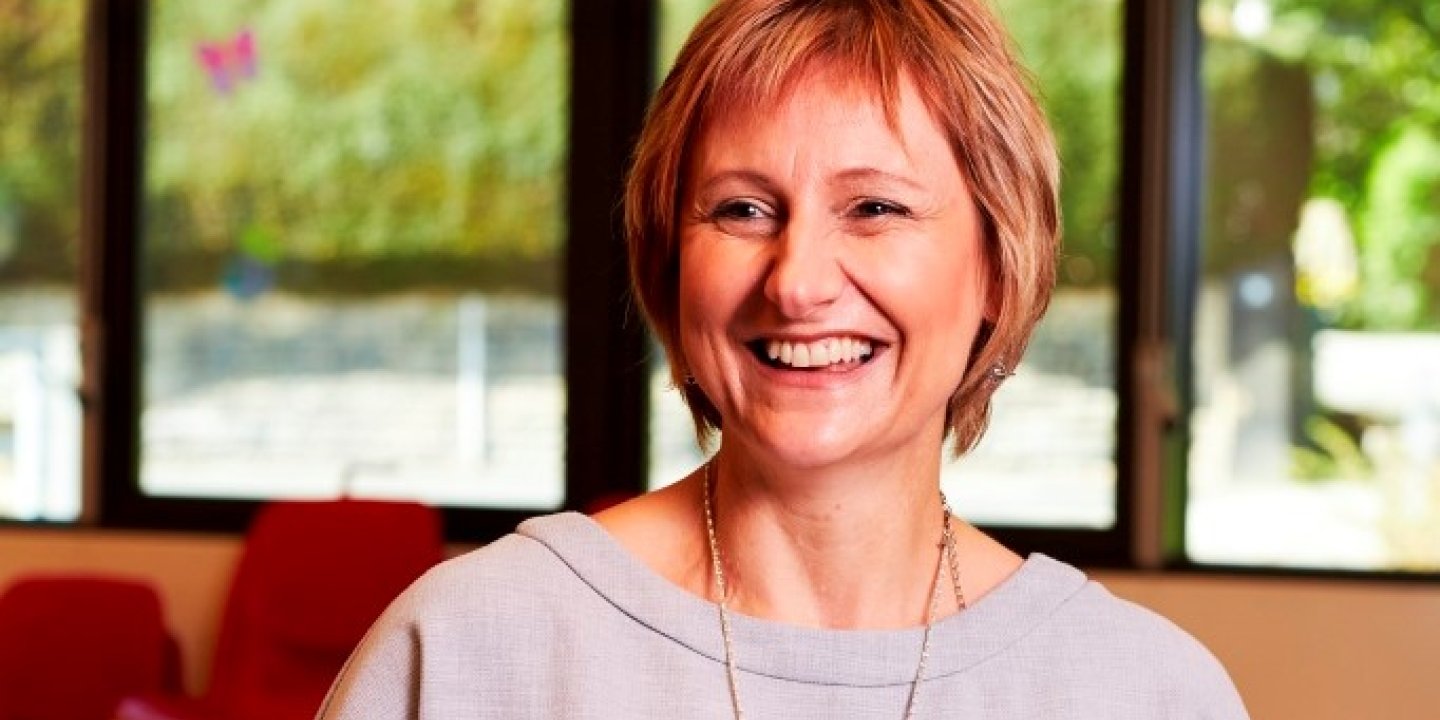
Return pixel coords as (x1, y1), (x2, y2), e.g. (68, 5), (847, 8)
(2, 529), (1436, 718)
(1097, 571), (1439, 720)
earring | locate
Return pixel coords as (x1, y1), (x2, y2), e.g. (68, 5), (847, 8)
(987, 361), (1015, 383)
(683, 374), (697, 385)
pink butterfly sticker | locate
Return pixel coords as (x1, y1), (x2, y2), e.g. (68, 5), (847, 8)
(197, 28), (257, 94)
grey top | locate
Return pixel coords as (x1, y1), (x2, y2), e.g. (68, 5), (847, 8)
(319, 512), (1248, 719)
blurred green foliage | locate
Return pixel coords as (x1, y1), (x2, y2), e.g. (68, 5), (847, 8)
(1203, 0), (1440, 330)
(996, 0), (1122, 289)
(0, 0), (1117, 293)
(0, 0), (82, 282)
(2, 0), (1435, 307)
(1356, 126), (1440, 329)
(657, 0), (712, 79)
(1, 0), (566, 293)
(1290, 413), (1370, 481)
(144, 0), (567, 293)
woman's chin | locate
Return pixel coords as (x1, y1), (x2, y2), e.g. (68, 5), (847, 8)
(726, 415), (889, 472)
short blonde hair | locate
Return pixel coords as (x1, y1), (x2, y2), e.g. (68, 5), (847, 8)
(626, 0), (1060, 454)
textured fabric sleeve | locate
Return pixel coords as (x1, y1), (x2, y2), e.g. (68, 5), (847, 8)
(314, 579), (425, 720)
(312, 533), (551, 720)
(1126, 597), (1249, 719)
(1091, 588), (1251, 719)
(1024, 577), (1250, 720)
(1167, 624), (1250, 719)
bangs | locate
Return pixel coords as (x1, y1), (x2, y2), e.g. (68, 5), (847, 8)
(687, 1), (919, 136)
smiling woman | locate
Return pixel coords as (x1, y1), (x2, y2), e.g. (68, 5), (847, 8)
(630, 1), (1060, 460)
(672, 67), (991, 476)
(318, 2), (1248, 718)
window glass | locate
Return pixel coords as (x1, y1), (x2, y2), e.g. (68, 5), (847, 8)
(142, 0), (568, 509)
(0, 2), (84, 521)
(948, 0), (1120, 528)
(647, 0), (1122, 532)
(656, 0), (712, 80)
(1190, 0), (1440, 569)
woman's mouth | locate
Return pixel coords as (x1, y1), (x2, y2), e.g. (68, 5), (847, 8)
(747, 336), (879, 371)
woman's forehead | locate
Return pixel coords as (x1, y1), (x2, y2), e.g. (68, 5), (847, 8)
(689, 64), (955, 186)
(703, 55), (908, 134)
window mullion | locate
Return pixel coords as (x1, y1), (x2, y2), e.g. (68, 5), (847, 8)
(564, 0), (658, 511)
(1118, 0), (1200, 569)
(82, 0), (146, 527)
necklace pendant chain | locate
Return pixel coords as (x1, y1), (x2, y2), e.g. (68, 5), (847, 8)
(702, 463), (966, 720)
(703, 464), (747, 718)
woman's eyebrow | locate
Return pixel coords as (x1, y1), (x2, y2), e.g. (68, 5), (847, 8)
(695, 169), (782, 196)
(829, 167), (926, 192)
(694, 167), (928, 198)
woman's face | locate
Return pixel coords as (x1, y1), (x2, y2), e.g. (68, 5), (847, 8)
(677, 66), (992, 470)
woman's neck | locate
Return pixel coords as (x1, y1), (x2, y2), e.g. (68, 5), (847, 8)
(707, 443), (952, 629)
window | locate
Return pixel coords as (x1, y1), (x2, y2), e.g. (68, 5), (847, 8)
(138, 0), (568, 509)
(33, 0), (1440, 574)
(0, 1), (85, 521)
(1187, 0), (1440, 570)
(950, 0), (1122, 529)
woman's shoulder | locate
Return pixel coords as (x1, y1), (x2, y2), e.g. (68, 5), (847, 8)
(1052, 566), (1222, 663)
(393, 513), (592, 623)
(1007, 555), (1247, 715)
(316, 513), (599, 719)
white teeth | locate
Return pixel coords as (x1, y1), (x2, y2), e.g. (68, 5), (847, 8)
(792, 343), (811, 368)
(763, 337), (875, 368)
(810, 342), (829, 366)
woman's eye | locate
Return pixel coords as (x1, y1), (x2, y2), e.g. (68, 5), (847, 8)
(713, 200), (768, 220)
(852, 200), (907, 218)
(708, 200), (780, 237)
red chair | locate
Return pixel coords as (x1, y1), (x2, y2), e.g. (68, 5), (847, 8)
(0, 575), (181, 720)
(122, 499), (443, 720)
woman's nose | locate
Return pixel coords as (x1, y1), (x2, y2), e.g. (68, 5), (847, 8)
(763, 218), (846, 320)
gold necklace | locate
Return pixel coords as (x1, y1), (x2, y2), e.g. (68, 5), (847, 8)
(701, 463), (967, 719)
